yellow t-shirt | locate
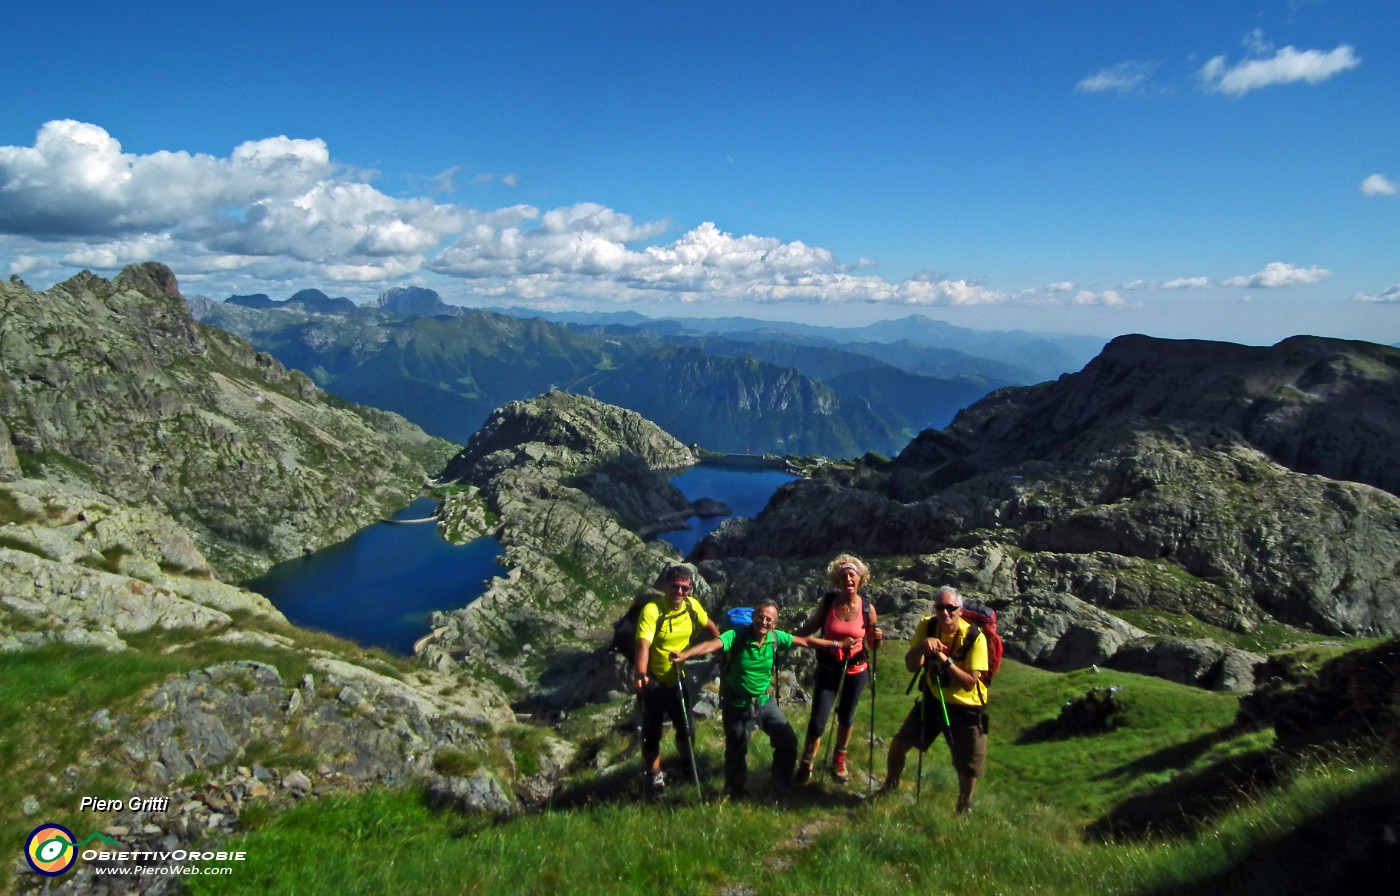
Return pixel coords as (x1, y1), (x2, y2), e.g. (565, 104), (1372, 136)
(914, 615), (990, 708)
(636, 597), (710, 686)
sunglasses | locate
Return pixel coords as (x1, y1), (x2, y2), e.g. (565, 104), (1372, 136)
(670, 583), (692, 593)
(935, 604), (960, 613)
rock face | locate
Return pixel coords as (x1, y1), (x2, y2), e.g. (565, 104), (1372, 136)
(1, 264), (454, 580)
(122, 657), (512, 787)
(429, 392), (701, 706)
(377, 285), (462, 317)
(0, 477), (285, 653)
(693, 335), (1400, 690)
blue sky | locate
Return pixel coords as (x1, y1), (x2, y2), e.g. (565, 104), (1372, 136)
(3, 0), (1397, 344)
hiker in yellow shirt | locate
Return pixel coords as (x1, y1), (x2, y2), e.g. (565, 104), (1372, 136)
(634, 565), (720, 796)
(882, 586), (990, 812)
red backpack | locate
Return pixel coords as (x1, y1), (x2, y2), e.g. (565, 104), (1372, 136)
(953, 602), (1004, 685)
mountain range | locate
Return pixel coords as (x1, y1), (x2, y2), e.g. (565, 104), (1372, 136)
(188, 286), (1103, 457)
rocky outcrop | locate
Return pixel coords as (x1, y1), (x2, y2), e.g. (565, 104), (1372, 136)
(4, 473), (543, 893)
(26, 652), (528, 895)
(428, 392), (702, 705)
(693, 336), (1400, 691)
(121, 658), (513, 787)
(0, 478), (285, 652)
(1237, 637), (1400, 752)
(1, 264), (454, 580)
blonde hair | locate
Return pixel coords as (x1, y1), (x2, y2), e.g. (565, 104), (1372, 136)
(826, 553), (870, 589)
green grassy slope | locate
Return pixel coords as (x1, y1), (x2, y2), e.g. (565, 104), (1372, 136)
(179, 657), (1397, 896)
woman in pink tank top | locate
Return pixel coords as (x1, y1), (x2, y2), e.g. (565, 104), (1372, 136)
(792, 553), (883, 784)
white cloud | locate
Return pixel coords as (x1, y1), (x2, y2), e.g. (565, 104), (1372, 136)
(1199, 43), (1359, 96)
(1222, 262), (1330, 288)
(1162, 276), (1211, 289)
(1076, 61), (1156, 94)
(0, 119), (1060, 313)
(1355, 285), (1400, 303)
(1046, 281), (1076, 293)
(1361, 174), (1397, 197)
(1072, 290), (1127, 307)
(0, 120), (332, 236)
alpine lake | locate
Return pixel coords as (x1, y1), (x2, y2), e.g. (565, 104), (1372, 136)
(244, 464), (796, 654)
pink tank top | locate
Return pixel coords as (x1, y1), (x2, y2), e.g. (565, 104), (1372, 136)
(822, 598), (868, 673)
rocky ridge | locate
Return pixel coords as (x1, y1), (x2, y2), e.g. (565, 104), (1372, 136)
(2, 266), (556, 893)
(2, 264), (454, 580)
(426, 391), (704, 706)
(691, 335), (1400, 691)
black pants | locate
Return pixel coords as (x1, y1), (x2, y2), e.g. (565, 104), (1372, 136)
(805, 662), (869, 741)
(722, 697), (797, 796)
(641, 677), (695, 766)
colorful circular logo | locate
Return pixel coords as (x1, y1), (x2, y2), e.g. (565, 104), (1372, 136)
(25, 823), (77, 876)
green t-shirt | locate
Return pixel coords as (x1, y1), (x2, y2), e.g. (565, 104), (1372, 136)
(719, 628), (794, 705)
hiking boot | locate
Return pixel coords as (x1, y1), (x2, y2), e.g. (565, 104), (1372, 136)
(832, 750), (849, 783)
(794, 760), (813, 786)
(956, 799), (973, 814)
(647, 770), (666, 797)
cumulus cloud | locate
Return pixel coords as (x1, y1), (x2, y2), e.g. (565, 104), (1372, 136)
(1071, 290), (1127, 307)
(1355, 285), (1400, 303)
(1222, 262), (1330, 288)
(1361, 174), (1397, 197)
(1199, 42), (1359, 96)
(1076, 61), (1156, 94)
(434, 216), (1010, 307)
(0, 120), (472, 284)
(0, 119), (1042, 312)
(0, 120), (332, 236)
(1162, 276), (1211, 289)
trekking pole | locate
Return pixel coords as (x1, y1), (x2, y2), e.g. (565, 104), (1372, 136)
(934, 664), (958, 777)
(676, 664), (704, 800)
(867, 642), (878, 795)
(822, 654), (852, 773)
(904, 666), (921, 694)
(916, 679), (926, 801)
(634, 688), (646, 799)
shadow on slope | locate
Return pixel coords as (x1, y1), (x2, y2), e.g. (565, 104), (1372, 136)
(1127, 767), (1400, 896)
(1086, 735), (1276, 841)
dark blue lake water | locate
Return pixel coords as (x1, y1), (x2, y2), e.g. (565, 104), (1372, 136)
(244, 498), (504, 655)
(247, 468), (794, 654)
(658, 465), (797, 556)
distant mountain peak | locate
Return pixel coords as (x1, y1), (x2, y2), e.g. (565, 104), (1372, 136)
(378, 285), (459, 317)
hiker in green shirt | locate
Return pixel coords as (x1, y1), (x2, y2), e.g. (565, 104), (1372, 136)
(672, 599), (856, 799)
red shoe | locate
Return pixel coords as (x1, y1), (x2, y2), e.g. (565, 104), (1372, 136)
(832, 751), (848, 783)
